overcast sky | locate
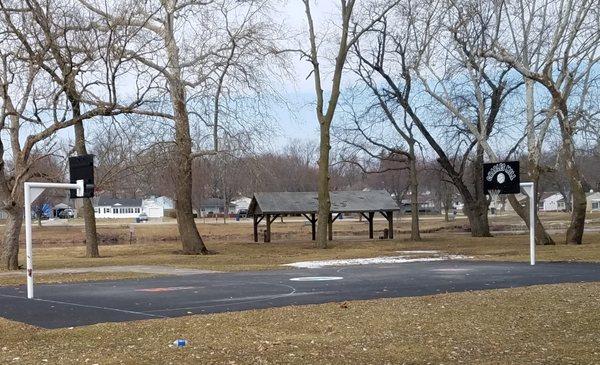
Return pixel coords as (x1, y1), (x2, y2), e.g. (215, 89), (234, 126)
(270, 1), (344, 148)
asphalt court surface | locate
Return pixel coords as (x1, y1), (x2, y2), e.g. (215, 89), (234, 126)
(1, 260), (599, 328)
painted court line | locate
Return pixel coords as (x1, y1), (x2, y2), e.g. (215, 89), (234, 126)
(0, 293), (167, 319)
(136, 286), (196, 292)
(144, 283), (299, 314)
(289, 276), (344, 281)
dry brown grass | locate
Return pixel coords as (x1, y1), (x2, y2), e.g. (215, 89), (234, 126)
(5, 211), (600, 246)
(1, 282), (599, 364)
(17, 231), (600, 270)
(0, 231), (594, 287)
(5, 217), (466, 246)
(0, 212), (598, 287)
(0, 272), (156, 286)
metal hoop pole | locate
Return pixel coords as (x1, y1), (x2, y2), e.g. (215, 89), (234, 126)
(24, 180), (84, 299)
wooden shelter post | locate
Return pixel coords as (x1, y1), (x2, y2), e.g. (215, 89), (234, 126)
(264, 214), (280, 243)
(381, 211), (394, 239)
(265, 214), (271, 243)
(253, 215), (264, 242)
(368, 212), (374, 239)
(302, 213), (318, 241)
(253, 215), (258, 242)
(328, 213), (333, 241)
(387, 211), (394, 239)
(311, 213), (316, 241)
(328, 213), (342, 241)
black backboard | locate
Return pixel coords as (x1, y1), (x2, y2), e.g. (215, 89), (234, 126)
(69, 155), (94, 198)
(483, 161), (520, 194)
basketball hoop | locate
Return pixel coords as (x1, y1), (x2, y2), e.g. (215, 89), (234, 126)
(483, 161), (536, 265)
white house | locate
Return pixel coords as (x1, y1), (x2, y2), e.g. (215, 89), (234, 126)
(94, 197), (169, 219)
(231, 196), (251, 214)
(587, 191), (600, 212)
(154, 196), (174, 210)
(94, 197), (143, 218)
(142, 198), (165, 218)
(198, 198), (236, 217)
(540, 192), (566, 212)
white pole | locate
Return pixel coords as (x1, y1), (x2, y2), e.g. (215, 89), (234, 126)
(24, 184), (34, 299)
(529, 183), (536, 266)
(23, 180), (84, 299)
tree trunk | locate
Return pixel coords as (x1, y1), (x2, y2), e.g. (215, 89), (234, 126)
(408, 144), (421, 241)
(73, 119), (100, 258)
(507, 194), (554, 245)
(519, 77), (554, 245)
(464, 200), (491, 237)
(403, 106), (490, 237)
(171, 81), (208, 254)
(0, 208), (23, 270)
(468, 145), (492, 237)
(82, 198), (100, 256)
(162, 11), (208, 254)
(316, 122), (331, 248)
(561, 132), (586, 245)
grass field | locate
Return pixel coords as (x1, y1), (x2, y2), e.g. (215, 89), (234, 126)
(1, 283), (598, 364)
(10, 211), (600, 246)
(0, 213), (598, 286)
(1, 213), (599, 363)
(0, 231), (598, 286)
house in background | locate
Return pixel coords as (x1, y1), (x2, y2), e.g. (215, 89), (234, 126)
(539, 192), (566, 212)
(142, 198), (165, 218)
(94, 197), (143, 219)
(198, 198), (236, 218)
(154, 196), (174, 210)
(587, 191), (600, 212)
(231, 196), (251, 214)
(401, 191), (438, 213)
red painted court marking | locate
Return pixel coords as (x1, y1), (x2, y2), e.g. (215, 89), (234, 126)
(136, 286), (195, 292)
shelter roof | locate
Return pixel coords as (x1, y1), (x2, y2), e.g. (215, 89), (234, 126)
(248, 190), (400, 215)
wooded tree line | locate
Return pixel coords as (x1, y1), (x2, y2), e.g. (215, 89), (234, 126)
(0, 0), (598, 269)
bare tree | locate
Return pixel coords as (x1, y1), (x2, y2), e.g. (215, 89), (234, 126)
(7, 0), (104, 257)
(301, 0), (399, 248)
(0, 10), (144, 269)
(87, 121), (157, 198)
(341, 1), (493, 236)
(480, 0), (599, 244)
(80, 0), (283, 254)
(336, 86), (421, 240)
(413, 1), (557, 244)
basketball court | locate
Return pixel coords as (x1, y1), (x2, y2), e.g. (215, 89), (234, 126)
(1, 260), (599, 329)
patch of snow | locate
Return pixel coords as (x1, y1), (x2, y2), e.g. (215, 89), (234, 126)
(395, 250), (440, 254)
(430, 268), (472, 272)
(283, 254), (471, 269)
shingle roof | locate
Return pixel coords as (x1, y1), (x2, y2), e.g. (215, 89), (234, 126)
(539, 192), (561, 201)
(97, 197), (142, 207)
(200, 198), (235, 207)
(248, 190), (400, 215)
